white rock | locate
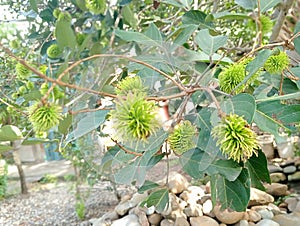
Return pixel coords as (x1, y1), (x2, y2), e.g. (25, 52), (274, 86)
(249, 188), (274, 206)
(115, 200), (134, 216)
(273, 213), (300, 226)
(167, 172), (189, 194)
(174, 217), (189, 226)
(213, 205), (245, 224)
(130, 193), (148, 206)
(202, 199), (213, 215)
(247, 209), (261, 222)
(183, 203), (203, 217)
(234, 219), (249, 226)
(187, 186), (205, 197)
(285, 197), (299, 212)
(256, 219), (279, 226)
(111, 214), (141, 226)
(160, 219), (175, 226)
(265, 183), (288, 196)
(257, 209), (274, 219)
(147, 213), (162, 225)
(92, 211), (119, 226)
(190, 216), (219, 226)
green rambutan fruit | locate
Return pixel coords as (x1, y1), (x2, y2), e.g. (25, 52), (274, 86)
(9, 39), (20, 49)
(264, 51), (289, 74)
(26, 81), (34, 90)
(249, 15), (273, 35)
(110, 93), (160, 141)
(28, 102), (63, 132)
(168, 120), (197, 156)
(212, 113), (258, 163)
(219, 63), (246, 94)
(47, 44), (62, 58)
(16, 63), (31, 79)
(115, 76), (147, 96)
(85, 0), (106, 14)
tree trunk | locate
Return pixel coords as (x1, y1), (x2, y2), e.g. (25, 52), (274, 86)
(12, 141), (28, 194)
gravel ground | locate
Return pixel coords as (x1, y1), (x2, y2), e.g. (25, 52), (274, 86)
(0, 181), (127, 226)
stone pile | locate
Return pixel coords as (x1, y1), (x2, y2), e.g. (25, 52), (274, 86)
(90, 172), (300, 226)
(269, 157), (300, 183)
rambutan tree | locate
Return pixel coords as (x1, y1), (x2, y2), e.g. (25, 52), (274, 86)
(1, 0), (300, 212)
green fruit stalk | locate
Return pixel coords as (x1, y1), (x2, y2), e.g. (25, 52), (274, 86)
(168, 120), (197, 156)
(110, 93), (160, 141)
(264, 51), (289, 74)
(28, 102), (63, 132)
(212, 113), (258, 163)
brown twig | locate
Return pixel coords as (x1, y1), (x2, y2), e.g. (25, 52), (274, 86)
(69, 107), (113, 115)
(111, 138), (143, 156)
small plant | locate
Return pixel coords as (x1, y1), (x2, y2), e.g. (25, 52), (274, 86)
(39, 174), (58, 184)
(0, 160), (8, 198)
(75, 200), (85, 220)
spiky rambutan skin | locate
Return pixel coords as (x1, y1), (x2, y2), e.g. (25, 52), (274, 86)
(47, 44), (62, 58)
(168, 120), (197, 156)
(28, 102), (63, 132)
(249, 15), (273, 35)
(212, 114), (258, 163)
(116, 76), (147, 96)
(16, 63), (31, 79)
(110, 93), (160, 141)
(85, 0), (106, 14)
(264, 51), (289, 74)
(219, 63), (245, 94)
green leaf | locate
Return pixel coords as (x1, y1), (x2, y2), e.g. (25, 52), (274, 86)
(162, 0), (192, 8)
(206, 159), (242, 182)
(0, 125), (23, 142)
(254, 110), (288, 143)
(115, 30), (161, 47)
(173, 24), (198, 46)
(257, 101), (300, 125)
(179, 148), (206, 179)
(0, 144), (12, 152)
(138, 180), (160, 193)
(211, 168), (250, 212)
(140, 189), (169, 213)
(182, 10), (214, 30)
(245, 149), (271, 190)
(65, 110), (109, 145)
(122, 5), (138, 29)
(221, 93), (256, 123)
(58, 114), (73, 134)
(40, 8), (54, 22)
(260, 0), (281, 13)
(29, 0), (38, 12)
(22, 138), (52, 145)
(294, 22), (300, 55)
(194, 108), (213, 150)
(55, 19), (76, 49)
(235, 0), (256, 10)
(144, 23), (163, 42)
(195, 29), (227, 56)
(213, 11), (251, 20)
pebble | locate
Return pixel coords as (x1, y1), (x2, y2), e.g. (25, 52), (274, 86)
(190, 216), (219, 226)
(256, 219), (279, 226)
(257, 209), (274, 219)
(111, 214), (140, 226)
(283, 165), (297, 174)
(213, 205), (245, 224)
